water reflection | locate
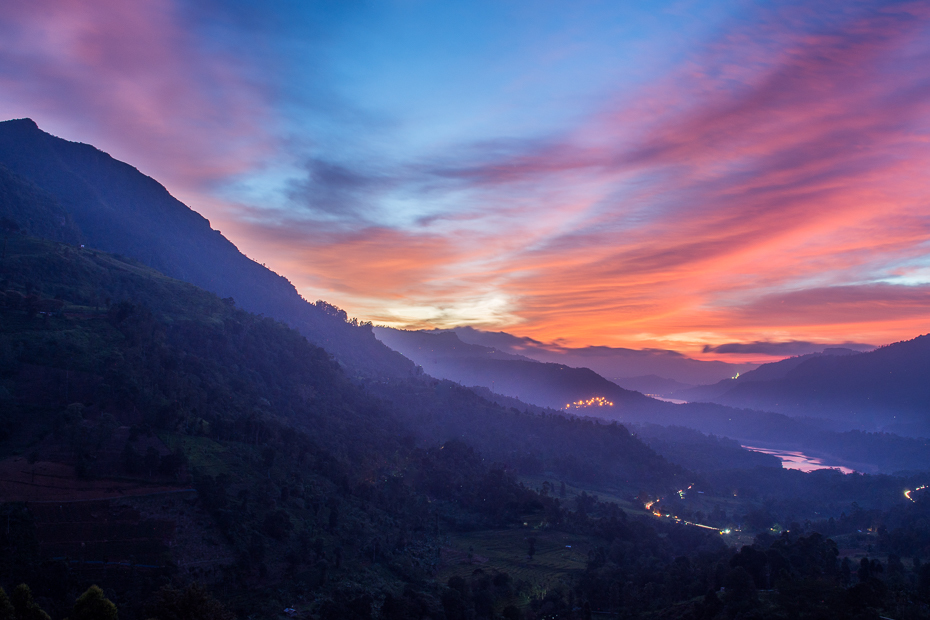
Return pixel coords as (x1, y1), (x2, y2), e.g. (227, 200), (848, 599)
(742, 445), (855, 474)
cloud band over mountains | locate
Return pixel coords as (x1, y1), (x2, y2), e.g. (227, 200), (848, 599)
(702, 341), (874, 357)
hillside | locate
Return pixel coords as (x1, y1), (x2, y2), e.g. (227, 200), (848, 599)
(374, 327), (652, 411)
(675, 340), (930, 436)
(372, 328), (930, 473)
(0, 233), (712, 615)
(674, 347), (861, 403)
(451, 326), (752, 385)
(0, 118), (413, 378)
(2, 145), (930, 620)
(0, 164), (83, 245)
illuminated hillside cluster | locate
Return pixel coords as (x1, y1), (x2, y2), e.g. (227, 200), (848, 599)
(904, 484), (927, 502)
(564, 396), (614, 410)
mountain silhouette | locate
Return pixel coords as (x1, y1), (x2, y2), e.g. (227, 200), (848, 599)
(4, 117), (927, 470)
(375, 327), (658, 411)
(675, 340), (930, 436)
(0, 162), (83, 244)
(611, 374), (694, 397)
(451, 325), (752, 385)
(674, 348), (861, 403)
(0, 118), (412, 377)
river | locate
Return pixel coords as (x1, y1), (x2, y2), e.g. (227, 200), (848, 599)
(742, 445), (855, 474)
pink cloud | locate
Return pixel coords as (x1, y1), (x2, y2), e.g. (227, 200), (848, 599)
(0, 0), (271, 192)
(290, 1), (930, 354)
(4, 0), (929, 358)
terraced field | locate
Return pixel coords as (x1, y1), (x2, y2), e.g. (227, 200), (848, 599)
(0, 457), (186, 501)
(516, 474), (651, 517)
(439, 527), (597, 597)
(159, 433), (229, 477)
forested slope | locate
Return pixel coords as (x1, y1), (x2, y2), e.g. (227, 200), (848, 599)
(676, 339), (930, 436)
(0, 234), (697, 617)
(0, 118), (413, 378)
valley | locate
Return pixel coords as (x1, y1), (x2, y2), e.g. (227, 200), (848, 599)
(0, 119), (928, 619)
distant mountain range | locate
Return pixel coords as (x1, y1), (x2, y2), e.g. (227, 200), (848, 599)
(0, 118), (412, 378)
(3, 117), (928, 473)
(675, 348), (862, 403)
(611, 374), (695, 397)
(450, 326), (753, 385)
(673, 340), (930, 436)
(374, 327), (652, 411)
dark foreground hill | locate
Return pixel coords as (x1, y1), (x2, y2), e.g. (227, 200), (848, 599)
(4, 237), (929, 620)
(0, 234), (710, 616)
(0, 118), (412, 378)
(6, 117), (928, 471)
(2, 148), (930, 619)
(675, 340), (930, 437)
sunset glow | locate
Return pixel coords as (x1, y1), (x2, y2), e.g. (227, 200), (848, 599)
(3, 1), (929, 360)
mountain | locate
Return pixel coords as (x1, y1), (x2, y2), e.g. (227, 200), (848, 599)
(373, 327), (930, 471)
(0, 233), (697, 614)
(450, 325), (754, 385)
(674, 341), (930, 436)
(0, 163), (83, 244)
(674, 347), (861, 403)
(0, 231), (698, 495)
(611, 374), (693, 397)
(0, 117), (710, 494)
(0, 118), (413, 378)
(375, 327), (537, 364)
(374, 327), (654, 411)
(4, 123), (930, 620)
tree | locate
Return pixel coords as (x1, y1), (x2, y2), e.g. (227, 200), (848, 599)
(144, 447), (161, 477)
(328, 502), (339, 531)
(502, 605), (522, 620)
(147, 584), (234, 620)
(72, 585), (118, 620)
(10, 585), (50, 620)
(0, 587), (14, 620)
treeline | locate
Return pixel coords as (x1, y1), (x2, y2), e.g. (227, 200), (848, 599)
(0, 582), (234, 620)
(373, 378), (688, 495)
(5, 234), (930, 619)
(630, 423), (781, 472)
(0, 236), (581, 616)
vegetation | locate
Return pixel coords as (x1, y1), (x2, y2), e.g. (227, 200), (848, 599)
(1, 235), (929, 619)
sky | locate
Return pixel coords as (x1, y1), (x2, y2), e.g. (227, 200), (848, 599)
(1, 0), (928, 362)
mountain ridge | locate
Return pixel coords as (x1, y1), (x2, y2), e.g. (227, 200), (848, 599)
(0, 118), (413, 378)
(675, 338), (930, 436)
(451, 325), (754, 385)
(374, 326), (653, 411)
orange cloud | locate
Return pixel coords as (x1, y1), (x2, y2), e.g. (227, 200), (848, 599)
(281, 1), (930, 357)
(5, 0), (929, 360)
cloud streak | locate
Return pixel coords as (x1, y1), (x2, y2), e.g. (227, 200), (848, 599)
(225, 1), (930, 360)
(4, 0), (930, 360)
(377, 0), (930, 356)
(0, 0), (271, 191)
